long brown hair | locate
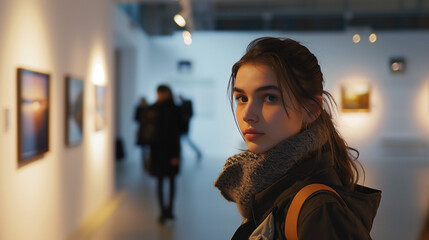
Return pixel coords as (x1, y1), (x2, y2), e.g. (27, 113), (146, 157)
(228, 37), (361, 188)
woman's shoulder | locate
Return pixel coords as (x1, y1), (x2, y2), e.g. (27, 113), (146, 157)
(274, 182), (381, 221)
(271, 183), (380, 240)
(295, 189), (373, 239)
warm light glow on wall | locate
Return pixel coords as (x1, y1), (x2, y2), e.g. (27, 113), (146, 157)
(86, 54), (111, 213)
(84, 126), (111, 219)
(5, 1), (53, 67)
(89, 132), (108, 166)
(90, 45), (107, 86)
(337, 113), (377, 139)
(335, 77), (382, 141)
(86, 41), (110, 193)
(92, 62), (106, 86)
(414, 81), (429, 134)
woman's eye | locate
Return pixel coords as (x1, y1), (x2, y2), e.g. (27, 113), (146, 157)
(264, 95), (277, 103)
(235, 96), (248, 103)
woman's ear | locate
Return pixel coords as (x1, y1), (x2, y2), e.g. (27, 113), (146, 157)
(302, 96), (322, 124)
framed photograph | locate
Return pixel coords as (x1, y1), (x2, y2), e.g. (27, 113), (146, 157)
(17, 68), (50, 165)
(177, 60), (192, 73)
(95, 85), (106, 131)
(66, 76), (84, 146)
(341, 82), (371, 112)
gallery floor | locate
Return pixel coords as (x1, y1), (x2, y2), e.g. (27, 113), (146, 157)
(90, 151), (429, 240)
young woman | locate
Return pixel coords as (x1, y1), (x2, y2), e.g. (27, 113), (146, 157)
(215, 37), (381, 239)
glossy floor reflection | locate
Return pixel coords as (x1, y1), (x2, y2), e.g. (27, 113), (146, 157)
(91, 154), (429, 240)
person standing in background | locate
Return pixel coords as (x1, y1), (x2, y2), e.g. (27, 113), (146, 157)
(178, 95), (202, 161)
(134, 97), (149, 165)
(147, 85), (182, 224)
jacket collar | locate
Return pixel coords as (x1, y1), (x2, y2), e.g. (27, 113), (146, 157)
(251, 152), (341, 224)
(250, 153), (382, 233)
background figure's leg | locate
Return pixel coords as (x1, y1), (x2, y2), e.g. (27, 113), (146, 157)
(167, 175), (176, 219)
(185, 134), (202, 160)
(141, 147), (146, 171)
(157, 176), (166, 224)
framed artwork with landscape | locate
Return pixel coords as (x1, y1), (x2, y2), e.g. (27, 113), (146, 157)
(66, 76), (84, 146)
(17, 68), (50, 165)
(341, 82), (371, 112)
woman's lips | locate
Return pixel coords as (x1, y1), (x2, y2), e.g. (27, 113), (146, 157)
(243, 129), (264, 140)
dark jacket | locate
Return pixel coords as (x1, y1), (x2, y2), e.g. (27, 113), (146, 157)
(134, 104), (147, 146)
(147, 99), (182, 177)
(232, 153), (382, 239)
(179, 99), (193, 134)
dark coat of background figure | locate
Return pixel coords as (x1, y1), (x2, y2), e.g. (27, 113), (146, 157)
(134, 98), (148, 145)
(179, 96), (192, 134)
(148, 99), (182, 177)
(134, 97), (149, 165)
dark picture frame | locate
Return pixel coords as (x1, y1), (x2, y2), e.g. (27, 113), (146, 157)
(17, 68), (50, 166)
(177, 60), (192, 73)
(65, 76), (84, 146)
(95, 85), (106, 131)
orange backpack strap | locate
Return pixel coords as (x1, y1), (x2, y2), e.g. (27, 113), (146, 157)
(284, 183), (347, 240)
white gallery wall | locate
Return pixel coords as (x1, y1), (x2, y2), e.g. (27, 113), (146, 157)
(114, 11), (429, 163)
(113, 7), (152, 163)
(0, 0), (114, 239)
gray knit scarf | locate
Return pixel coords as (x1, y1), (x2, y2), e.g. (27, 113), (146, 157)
(214, 124), (328, 219)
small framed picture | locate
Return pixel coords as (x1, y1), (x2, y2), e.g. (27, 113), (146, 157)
(65, 76), (84, 146)
(341, 82), (371, 112)
(177, 60), (192, 73)
(95, 85), (106, 131)
(17, 68), (50, 165)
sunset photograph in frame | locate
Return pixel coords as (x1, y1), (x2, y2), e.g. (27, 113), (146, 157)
(17, 68), (50, 165)
(341, 81), (371, 112)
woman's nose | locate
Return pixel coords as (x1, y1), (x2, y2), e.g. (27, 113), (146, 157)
(242, 101), (259, 123)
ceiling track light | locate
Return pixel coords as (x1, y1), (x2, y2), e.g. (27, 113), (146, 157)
(369, 33), (377, 43)
(351, 32), (377, 43)
(176, 0), (194, 32)
(352, 33), (361, 43)
(182, 30), (192, 45)
(174, 14), (186, 27)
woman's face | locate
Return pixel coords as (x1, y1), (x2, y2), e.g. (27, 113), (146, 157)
(234, 63), (304, 155)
